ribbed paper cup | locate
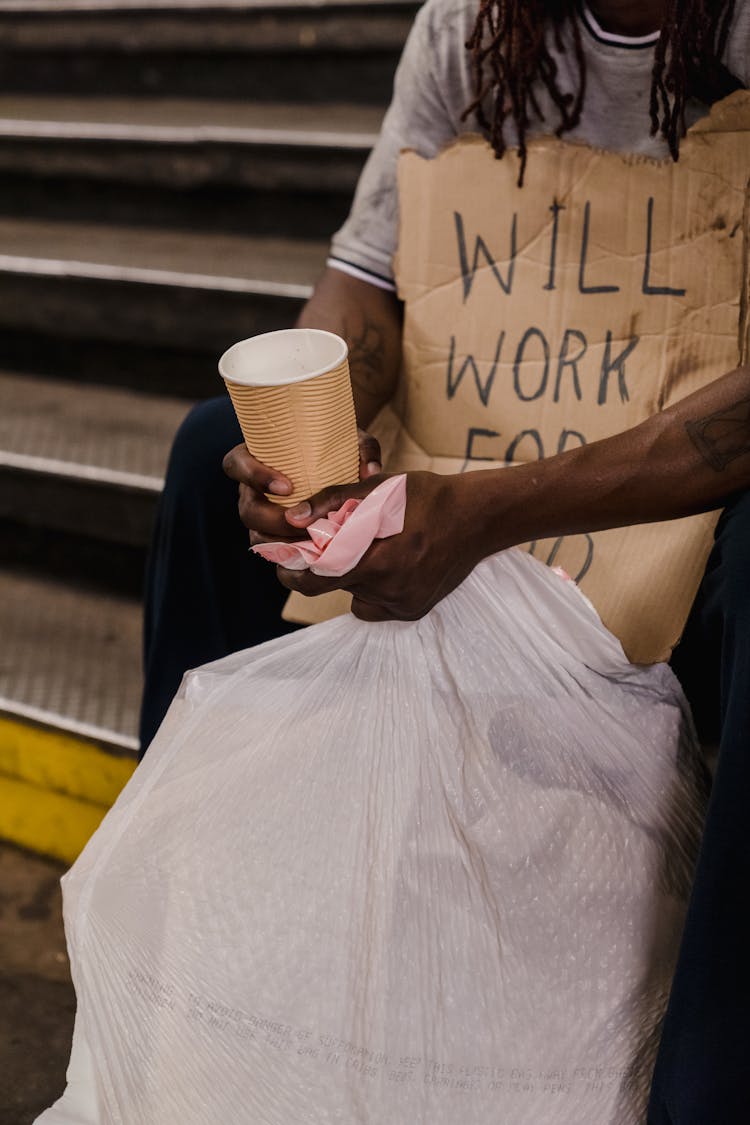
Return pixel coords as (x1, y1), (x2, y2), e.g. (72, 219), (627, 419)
(219, 328), (360, 507)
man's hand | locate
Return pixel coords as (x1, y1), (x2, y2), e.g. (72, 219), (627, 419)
(273, 471), (485, 622)
(222, 428), (384, 544)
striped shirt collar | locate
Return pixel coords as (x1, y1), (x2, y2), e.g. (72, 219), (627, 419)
(579, 2), (661, 48)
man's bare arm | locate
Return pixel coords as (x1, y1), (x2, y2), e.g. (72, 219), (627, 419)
(474, 364), (750, 556)
(296, 267), (402, 428)
(270, 363), (750, 622)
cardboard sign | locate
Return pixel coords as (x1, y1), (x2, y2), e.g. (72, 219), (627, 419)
(286, 92), (750, 662)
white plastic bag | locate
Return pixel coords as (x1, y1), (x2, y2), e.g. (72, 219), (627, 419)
(39, 549), (704, 1125)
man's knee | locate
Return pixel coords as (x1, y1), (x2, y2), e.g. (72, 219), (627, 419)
(714, 489), (750, 619)
(650, 1064), (745, 1125)
(720, 486), (750, 553)
(164, 397), (243, 501)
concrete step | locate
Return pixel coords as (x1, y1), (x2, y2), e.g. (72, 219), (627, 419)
(0, 330), (226, 400)
(0, 95), (380, 236)
(0, 843), (75, 1107)
(0, 216), (323, 350)
(0, 566), (142, 753)
(0, 568), (140, 860)
(0, 1), (418, 103)
(0, 1), (400, 862)
(0, 370), (190, 545)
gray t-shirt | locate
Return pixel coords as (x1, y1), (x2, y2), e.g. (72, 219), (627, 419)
(329, 0), (750, 289)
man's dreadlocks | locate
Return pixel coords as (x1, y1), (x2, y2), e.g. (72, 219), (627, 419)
(463, 0), (741, 183)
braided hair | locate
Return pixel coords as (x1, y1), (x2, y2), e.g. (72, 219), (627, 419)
(463, 0), (741, 183)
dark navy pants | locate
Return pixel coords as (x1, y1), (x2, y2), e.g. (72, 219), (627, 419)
(140, 395), (750, 1123)
(648, 489), (750, 1122)
(139, 397), (300, 753)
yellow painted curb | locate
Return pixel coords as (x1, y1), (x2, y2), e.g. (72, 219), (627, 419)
(0, 716), (136, 805)
(0, 716), (137, 864)
(0, 773), (107, 865)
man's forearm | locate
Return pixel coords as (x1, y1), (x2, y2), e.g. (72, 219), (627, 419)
(472, 364), (750, 554)
(296, 267), (402, 428)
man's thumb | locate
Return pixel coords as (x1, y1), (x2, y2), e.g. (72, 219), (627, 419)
(284, 480), (374, 529)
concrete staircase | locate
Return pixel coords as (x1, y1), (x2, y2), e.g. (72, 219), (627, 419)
(0, 0), (416, 860)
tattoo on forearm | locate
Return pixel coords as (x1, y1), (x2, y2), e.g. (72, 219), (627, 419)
(685, 394), (750, 471)
(343, 315), (386, 398)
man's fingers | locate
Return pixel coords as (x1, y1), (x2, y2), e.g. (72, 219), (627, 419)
(276, 566), (342, 597)
(350, 597), (393, 622)
(357, 429), (382, 480)
(222, 443), (292, 497)
(248, 528), (299, 548)
(238, 484), (297, 538)
(284, 479), (380, 530)
(222, 444), (297, 536)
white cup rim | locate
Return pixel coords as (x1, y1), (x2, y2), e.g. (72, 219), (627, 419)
(218, 328), (348, 387)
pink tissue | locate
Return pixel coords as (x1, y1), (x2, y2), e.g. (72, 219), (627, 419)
(253, 474), (407, 578)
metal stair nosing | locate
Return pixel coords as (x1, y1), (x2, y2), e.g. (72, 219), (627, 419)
(0, 568), (144, 760)
(0, 370), (190, 545)
(0, 701), (139, 757)
(0, 101), (381, 189)
(0, 460), (161, 546)
(0, 224), (322, 349)
(0, 565), (143, 863)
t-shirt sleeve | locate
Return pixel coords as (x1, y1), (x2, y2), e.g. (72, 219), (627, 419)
(328, 0), (463, 289)
(724, 3), (750, 87)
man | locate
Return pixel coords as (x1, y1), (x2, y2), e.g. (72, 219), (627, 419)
(141, 2), (750, 1120)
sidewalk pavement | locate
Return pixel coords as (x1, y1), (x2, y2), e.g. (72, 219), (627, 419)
(0, 843), (74, 1125)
